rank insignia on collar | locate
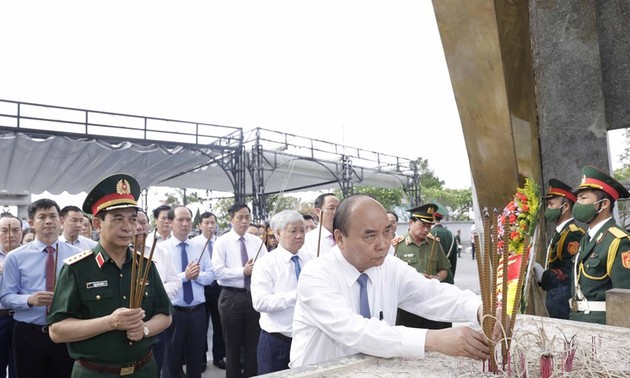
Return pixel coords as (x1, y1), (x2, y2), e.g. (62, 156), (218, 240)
(95, 252), (105, 268)
(405, 236), (412, 245)
(596, 233), (604, 244)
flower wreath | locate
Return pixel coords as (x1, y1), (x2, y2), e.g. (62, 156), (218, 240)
(497, 178), (541, 255)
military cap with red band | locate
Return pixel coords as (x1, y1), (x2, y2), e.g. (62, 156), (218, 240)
(543, 178), (577, 203)
(82, 173), (141, 215)
(407, 203), (438, 224)
(573, 165), (630, 201)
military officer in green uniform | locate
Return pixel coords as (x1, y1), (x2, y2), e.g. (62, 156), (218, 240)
(430, 204), (457, 284)
(393, 203), (451, 329)
(570, 165), (630, 325)
(48, 174), (172, 377)
(538, 179), (585, 319)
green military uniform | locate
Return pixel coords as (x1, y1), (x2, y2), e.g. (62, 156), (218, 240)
(431, 224), (457, 284)
(430, 203), (457, 284)
(394, 233), (451, 276)
(542, 220), (584, 319)
(540, 179), (585, 319)
(395, 203), (451, 330)
(48, 244), (171, 377)
(47, 173), (172, 377)
(569, 165), (630, 325)
(570, 219), (630, 324)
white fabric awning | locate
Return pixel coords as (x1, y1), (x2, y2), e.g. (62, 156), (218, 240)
(1, 131), (411, 196)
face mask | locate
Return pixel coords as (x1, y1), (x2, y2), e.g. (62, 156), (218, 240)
(544, 205), (563, 222)
(572, 199), (604, 223)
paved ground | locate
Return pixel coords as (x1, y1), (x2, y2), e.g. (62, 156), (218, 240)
(198, 244), (481, 378)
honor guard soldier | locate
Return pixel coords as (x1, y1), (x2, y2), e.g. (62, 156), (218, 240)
(570, 165), (630, 324)
(47, 174), (172, 377)
(393, 203), (451, 330)
(430, 204), (457, 284)
(538, 179), (584, 319)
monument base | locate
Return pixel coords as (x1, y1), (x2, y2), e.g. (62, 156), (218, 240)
(263, 315), (630, 377)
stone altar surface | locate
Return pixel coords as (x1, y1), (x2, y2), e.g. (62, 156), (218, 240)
(262, 315), (630, 377)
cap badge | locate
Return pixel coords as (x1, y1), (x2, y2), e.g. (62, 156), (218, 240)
(427, 207), (434, 214)
(116, 179), (131, 195)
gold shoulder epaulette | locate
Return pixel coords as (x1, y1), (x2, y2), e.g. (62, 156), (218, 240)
(609, 226), (629, 239)
(63, 250), (94, 265)
(568, 224), (584, 233)
(427, 233), (440, 242)
(391, 234), (405, 246)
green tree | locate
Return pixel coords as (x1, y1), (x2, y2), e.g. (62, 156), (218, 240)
(164, 189), (207, 206)
(415, 157), (445, 191)
(265, 194), (301, 217)
(423, 187), (472, 221)
(333, 186), (405, 212)
(213, 197), (235, 231)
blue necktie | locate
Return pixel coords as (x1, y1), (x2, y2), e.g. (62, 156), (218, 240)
(291, 255), (301, 280)
(180, 242), (193, 304)
(357, 273), (370, 318)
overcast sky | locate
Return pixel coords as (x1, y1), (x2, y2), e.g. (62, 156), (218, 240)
(1, 1), (625, 208)
(0, 1), (473, 194)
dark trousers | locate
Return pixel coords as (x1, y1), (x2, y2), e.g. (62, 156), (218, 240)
(218, 289), (260, 378)
(395, 308), (451, 330)
(166, 305), (207, 378)
(13, 321), (74, 378)
(153, 329), (167, 374)
(0, 315), (15, 378)
(257, 330), (291, 375)
(204, 283), (225, 362)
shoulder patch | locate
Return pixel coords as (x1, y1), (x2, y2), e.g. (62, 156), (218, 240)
(427, 233), (439, 242)
(609, 227), (629, 239)
(568, 224), (584, 234)
(567, 241), (580, 255)
(622, 251), (630, 269)
(391, 235), (405, 246)
(63, 250), (94, 265)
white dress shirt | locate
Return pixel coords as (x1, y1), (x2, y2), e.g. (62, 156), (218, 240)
(58, 234), (97, 251)
(145, 232), (170, 249)
(251, 246), (311, 337)
(140, 241), (182, 301)
(212, 229), (268, 288)
(301, 227), (335, 259)
(159, 236), (215, 307)
(289, 246), (482, 368)
(0, 249), (10, 310)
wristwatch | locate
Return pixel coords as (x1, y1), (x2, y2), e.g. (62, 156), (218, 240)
(143, 325), (149, 338)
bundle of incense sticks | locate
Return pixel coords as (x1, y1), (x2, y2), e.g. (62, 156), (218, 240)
(129, 231), (157, 309)
(476, 209), (533, 374)
(475, 208), (498, 372)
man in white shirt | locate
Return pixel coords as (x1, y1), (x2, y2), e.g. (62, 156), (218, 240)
(160, 205), (214, 378)
(0, 214), (22, 378)
(58, 205), (97, 251)
(251, 210), (310, 374)
(290, 195), (499, 368)
(145, 204), (171, 247)
(190, 211), (226, 371)
(301, 193), (339, 258)
(136, 209), (182, 375)
(213, 203), (268, 378)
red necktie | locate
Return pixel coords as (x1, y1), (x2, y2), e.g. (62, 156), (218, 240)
(45, 246), (55, 292)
